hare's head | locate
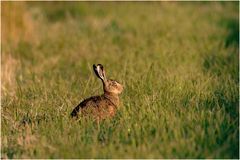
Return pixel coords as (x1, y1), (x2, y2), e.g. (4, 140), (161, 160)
(93, 64), (123, 95)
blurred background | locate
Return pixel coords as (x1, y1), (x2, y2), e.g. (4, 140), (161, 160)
(1, 1), (239, 159)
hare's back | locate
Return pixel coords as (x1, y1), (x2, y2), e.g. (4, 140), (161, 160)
(71, 95), (116, 119)
(71, 95), (105, 117)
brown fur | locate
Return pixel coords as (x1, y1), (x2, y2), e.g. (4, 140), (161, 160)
(71, 64), (123, 121)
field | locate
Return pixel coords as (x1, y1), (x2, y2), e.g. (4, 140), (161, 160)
(1, 2), (239, 158)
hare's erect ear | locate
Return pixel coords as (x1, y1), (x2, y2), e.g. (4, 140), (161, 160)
(93, 64), (106, 81)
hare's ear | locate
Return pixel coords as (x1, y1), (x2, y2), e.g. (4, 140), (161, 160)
(93, 64), (106, 81)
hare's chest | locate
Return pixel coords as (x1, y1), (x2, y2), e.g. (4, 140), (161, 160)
(108, 106), (116, 117)
(96, 105), (116, 118)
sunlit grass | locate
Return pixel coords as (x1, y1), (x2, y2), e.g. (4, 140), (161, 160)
(1, 1), (239, 158)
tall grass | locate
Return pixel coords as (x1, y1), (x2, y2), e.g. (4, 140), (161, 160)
(1, 2), (239, 158)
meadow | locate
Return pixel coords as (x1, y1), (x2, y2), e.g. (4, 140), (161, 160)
(1, 2), (239, 158)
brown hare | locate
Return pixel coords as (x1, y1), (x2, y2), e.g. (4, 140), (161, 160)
(71, 64), (123, 121)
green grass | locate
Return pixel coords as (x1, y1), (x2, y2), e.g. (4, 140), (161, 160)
(1, 2), (239, 158)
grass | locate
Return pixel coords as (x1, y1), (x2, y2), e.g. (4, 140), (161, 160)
(1, 1), (239, 159)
